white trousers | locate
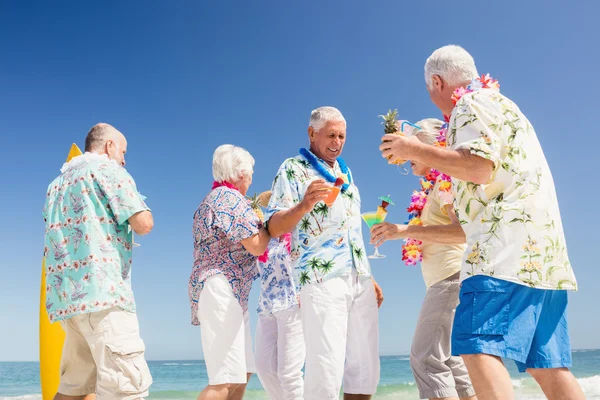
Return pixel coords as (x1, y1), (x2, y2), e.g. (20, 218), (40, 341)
(198, 275), (255, 385)
(301, 269), (380, 399)
(255, 306), (305, 400)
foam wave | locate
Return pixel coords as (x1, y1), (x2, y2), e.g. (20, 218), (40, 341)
(3, 375), (598, 400)
(161, 362), (200, 366)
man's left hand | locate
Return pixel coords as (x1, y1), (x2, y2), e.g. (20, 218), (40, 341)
(379, 134), (422, 164)
(373, 280), (384, 308)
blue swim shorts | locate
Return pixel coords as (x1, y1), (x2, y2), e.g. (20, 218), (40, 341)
(451, 275), (572, 373)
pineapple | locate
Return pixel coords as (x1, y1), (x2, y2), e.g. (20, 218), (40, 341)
(248, 190), (272, 222)
(379, 109), (406, 165)
(248, 193), (264, 221)
(380, 109), (399, 135)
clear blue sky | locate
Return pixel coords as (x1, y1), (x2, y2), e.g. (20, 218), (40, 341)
(1, 1), (598, 361)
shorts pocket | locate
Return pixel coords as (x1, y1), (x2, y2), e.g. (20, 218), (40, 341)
(470, 290), (510, 335)
(106, 336), (153, 394)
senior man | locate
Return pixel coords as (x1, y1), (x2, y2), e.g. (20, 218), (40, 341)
(380, 45), (583, 400)
(43, 123), (154, 400)
(265, 106), (383, 400)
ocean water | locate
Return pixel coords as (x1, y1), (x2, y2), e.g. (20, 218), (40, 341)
(1, 350), (599, 399)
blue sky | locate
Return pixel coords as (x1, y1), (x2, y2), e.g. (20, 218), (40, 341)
(1, 1), (598, 361)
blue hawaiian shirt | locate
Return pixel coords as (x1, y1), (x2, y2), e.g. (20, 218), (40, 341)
(42, 153), (150, 322)
(257, 235), (299, 315)
(265, 150), (371, 289)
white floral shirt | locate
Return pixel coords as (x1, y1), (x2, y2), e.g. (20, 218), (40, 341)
(256, 235), (299, 315)
(448, 86), (577, 290)
(265, 151), (371, 289)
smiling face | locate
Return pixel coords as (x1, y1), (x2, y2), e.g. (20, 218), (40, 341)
(308, 120), (346, 166)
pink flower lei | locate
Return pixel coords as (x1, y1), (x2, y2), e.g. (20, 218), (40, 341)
(401, 123), (453, 266)
(451, 74), (500, 105)
(402, 74), (500, 266)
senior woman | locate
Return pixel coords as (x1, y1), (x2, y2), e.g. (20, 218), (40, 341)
(370, 119), (476, 400)
(189, 144), (270, 400)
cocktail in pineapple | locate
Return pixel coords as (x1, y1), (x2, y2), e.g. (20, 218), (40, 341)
(379, 109), (421, 175)
(362, 195), (395, 259)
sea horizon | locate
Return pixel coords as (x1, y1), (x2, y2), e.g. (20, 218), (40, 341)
(2, 350), (600, 399)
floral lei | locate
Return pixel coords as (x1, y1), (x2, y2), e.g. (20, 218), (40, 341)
(402, 74), (499, 266)
(401, 124), (453, 266)
(451, 73), (500, 105)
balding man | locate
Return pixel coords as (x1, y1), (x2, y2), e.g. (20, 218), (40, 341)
(43, 123), (154, 400)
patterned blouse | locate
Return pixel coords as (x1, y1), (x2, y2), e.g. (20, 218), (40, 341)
(189, 186), (260, 325)
(257, 234), (299, 315)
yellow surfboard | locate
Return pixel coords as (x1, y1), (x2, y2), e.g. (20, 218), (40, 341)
(40, 143), (83, 399)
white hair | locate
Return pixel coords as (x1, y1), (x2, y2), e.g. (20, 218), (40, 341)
(414, 118), (445, 146)
(309, 106), (346, 131)
(424, 45), (479, 89)
(212, 144), (255, 182)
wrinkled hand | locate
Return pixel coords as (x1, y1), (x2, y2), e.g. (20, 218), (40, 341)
(373, 280), (384, 308)
(370, 222), (408, 247)
(300, 179), (330, 212)
(379, 134), (422, 164)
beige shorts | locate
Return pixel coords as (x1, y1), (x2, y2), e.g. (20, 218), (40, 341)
(58, 307), (152, 399)
(198, 274), (256, 385)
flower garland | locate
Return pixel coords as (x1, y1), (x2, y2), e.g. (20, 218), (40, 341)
(451, 74), (500, 105)
(402, 74), (500, 266)
(402, 123), (453, 266)
(299, 148), (352, 192)
(212, 180), (239, 191)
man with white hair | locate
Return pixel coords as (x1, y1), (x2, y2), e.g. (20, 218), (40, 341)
(43, 123), (154, 399)
(266, 106), (383, 399)
(380, 45), (583, 399)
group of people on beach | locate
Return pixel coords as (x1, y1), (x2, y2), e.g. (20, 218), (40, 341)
(43, 45), (584, 400)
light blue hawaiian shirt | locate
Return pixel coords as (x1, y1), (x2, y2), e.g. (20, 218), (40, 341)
(265, 150), (371, 289)
(257, 236), (299, 315)
(42, 153), (149, 322)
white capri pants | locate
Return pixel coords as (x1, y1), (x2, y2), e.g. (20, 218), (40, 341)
(255, 306), (305, 400)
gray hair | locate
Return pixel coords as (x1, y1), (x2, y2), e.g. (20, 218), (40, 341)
(309, 106), (346, 131)
(413, 118), (445, 146)
(212, 144), (255, 182)
(424, 45), (479, 89)
(85, 123), (118, 152)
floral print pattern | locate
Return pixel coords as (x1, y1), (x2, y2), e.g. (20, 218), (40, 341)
(449, 86), (577, 290)
(42, 153), (149, 322)
(257, 235), (299, 315)
(189, 187), (260, 326)
(265, 151), (371, 288)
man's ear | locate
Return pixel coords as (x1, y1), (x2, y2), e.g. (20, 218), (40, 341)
(308, 126), (315, 142)
(432, 74), (444, 92)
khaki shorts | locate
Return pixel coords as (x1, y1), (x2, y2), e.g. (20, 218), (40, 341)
(58, 307), (152, 399)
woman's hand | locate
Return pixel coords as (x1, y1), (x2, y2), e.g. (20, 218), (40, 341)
(370, 222), (408, 247)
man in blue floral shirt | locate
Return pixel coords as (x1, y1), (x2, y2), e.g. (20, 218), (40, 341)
(266, 106), (383, 400)
(43, 123), (154, 400)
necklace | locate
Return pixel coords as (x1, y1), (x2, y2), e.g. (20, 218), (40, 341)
(451, 74), (500, 105)
(299, 148), (352, 192)
(402, 123), (453, 266)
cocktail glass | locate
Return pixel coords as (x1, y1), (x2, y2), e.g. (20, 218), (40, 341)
(361, 208), (387, 259)
(324, 186), (341, 207)
(395, 121), (422, 175)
